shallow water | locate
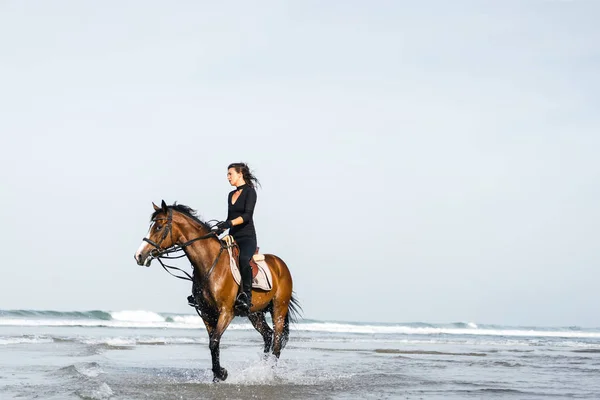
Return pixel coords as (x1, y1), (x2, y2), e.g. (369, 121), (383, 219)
(1, 311), (600, 399)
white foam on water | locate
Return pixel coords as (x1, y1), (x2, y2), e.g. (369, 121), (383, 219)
(226, 357), (278, 384)
(80, 336), (205, 347)
(75, 363), (104, 378)
(0, 336), (53, 345)
(110, 310), (164, 322)
(226, 323), (256, 330)
(170, 315), (202, 324)
(0, 318), (200, 329)
(293, 322), (600, 338)
(136, 337), (203, 345)
(104, 337), (136, 347)
(2, 310), (600, 340)
(1, 317), (599, 339)
(204, 355), (355, 386)
(82, 337), (136, 346)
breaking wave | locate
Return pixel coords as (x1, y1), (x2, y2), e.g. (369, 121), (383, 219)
(1, 309), (600, 339)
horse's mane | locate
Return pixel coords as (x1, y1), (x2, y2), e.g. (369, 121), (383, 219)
(151, 202), (213, 232)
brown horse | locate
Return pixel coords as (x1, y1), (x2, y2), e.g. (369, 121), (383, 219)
(134, 200), (301, 382)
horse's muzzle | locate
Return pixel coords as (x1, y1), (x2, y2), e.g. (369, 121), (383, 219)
(136, 253), (154, 267)
(135, 253), (146, 266)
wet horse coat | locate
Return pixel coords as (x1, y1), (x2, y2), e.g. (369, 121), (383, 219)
(134, 201), (301, 382)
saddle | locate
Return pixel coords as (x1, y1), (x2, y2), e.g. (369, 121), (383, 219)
(222, 235), (261, 279)
(222, 235), (272, 291)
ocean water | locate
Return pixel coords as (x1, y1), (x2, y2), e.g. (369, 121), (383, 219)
(1, 310), (600, 399)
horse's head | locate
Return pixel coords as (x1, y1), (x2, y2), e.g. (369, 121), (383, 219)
(134, 200), (182, 266)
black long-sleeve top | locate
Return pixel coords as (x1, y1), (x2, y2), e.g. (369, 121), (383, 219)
(227, 184), (257, 240)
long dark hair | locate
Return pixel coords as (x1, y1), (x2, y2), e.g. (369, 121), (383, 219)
(228, 162), (261, 189)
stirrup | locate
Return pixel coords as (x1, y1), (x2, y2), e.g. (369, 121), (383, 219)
(235, 292), (251, 309)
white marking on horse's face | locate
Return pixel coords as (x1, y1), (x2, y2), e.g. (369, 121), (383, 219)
(135, 231), (151, 262)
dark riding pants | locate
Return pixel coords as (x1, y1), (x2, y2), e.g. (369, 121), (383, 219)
(236, 236), (256, 294)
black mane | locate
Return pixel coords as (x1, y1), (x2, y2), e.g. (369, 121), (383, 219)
(151, 202), (212, 231)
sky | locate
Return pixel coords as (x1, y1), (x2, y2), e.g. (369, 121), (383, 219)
(1, 1), (599, 327)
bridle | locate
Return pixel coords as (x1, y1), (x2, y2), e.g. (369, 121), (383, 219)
(143, 209), (175, 253)
(142, 208), (228, 283)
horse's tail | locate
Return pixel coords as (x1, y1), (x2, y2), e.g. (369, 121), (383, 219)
(288, 291), (302, 324)
(282, 292), (302, 349)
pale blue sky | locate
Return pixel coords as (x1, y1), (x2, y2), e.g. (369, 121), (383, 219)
(1, 1), (599, 326)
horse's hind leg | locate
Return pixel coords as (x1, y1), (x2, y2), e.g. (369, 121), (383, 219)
(248, 311), (273, 354)
(271, 302), (290, 358)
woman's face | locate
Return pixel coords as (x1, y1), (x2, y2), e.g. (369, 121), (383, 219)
(227, 168), (243, 187)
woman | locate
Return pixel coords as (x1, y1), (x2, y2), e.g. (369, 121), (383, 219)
(216, 163), (260, 313)
(189, 162), (260, 314)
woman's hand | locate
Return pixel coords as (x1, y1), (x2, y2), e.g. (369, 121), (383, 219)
(216, 220), (232, 230)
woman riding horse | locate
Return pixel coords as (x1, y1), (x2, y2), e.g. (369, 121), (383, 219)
(189, 162), (260, 314)
(135, 198), (300, 381)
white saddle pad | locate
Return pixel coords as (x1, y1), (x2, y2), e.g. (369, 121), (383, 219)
(227, 248), (273, 291)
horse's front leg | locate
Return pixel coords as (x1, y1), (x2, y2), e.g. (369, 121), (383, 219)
(201, 312), (216, 341)
(208, 309), (234, 382)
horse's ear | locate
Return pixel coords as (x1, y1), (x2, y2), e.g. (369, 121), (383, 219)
(152, 202), (160, 211)
(161, 200), (168, 212)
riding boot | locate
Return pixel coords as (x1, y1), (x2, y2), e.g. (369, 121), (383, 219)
(187, 281), (199, 308)
(236, 264), (253, 314)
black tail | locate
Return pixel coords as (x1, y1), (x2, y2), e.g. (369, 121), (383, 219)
(288, 292), (302, 324)
(282, 292), (302, 349)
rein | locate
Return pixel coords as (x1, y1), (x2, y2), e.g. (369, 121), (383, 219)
(142, 210), (226, 283)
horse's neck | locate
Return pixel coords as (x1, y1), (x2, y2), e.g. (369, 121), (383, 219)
(179, 221), (220, 277)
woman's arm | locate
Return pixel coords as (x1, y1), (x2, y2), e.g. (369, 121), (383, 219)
(231, 188), (257, 226)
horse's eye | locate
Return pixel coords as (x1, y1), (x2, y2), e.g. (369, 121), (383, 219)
(155, 225), (162, 231)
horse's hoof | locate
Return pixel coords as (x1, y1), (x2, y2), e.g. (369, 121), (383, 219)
(212, 367), (228, 382)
